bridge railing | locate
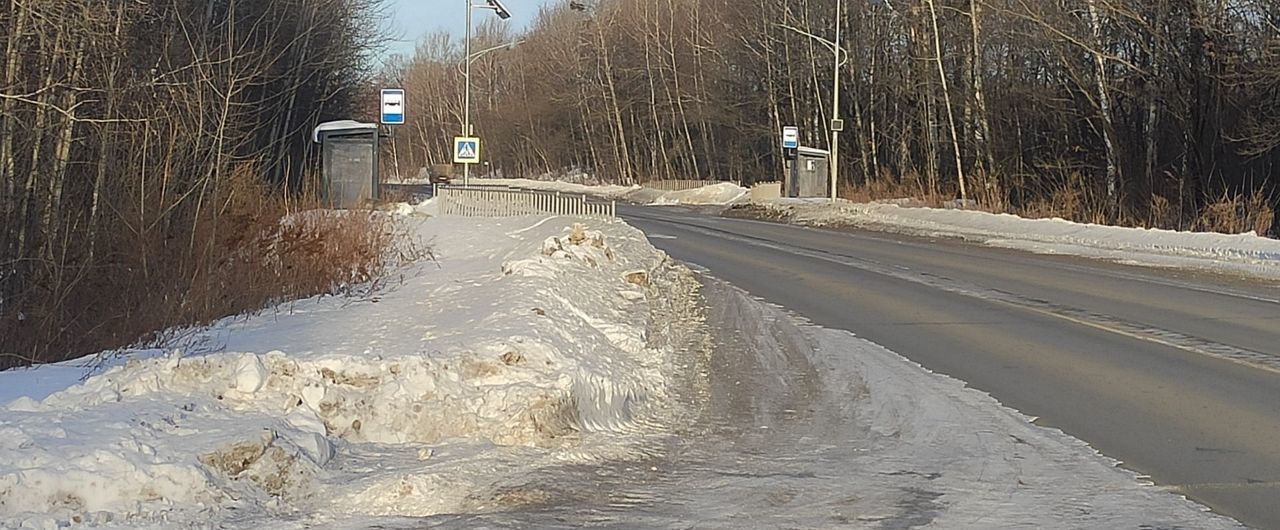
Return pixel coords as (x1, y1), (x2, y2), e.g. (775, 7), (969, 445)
(437, 186), (616, 219)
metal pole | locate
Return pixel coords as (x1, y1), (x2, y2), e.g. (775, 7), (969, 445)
(463, 0), (472, 186)
(830, 0), (841, 203)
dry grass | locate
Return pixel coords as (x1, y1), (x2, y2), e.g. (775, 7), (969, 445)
(0, 166), (429, 370)
(837, 172), (1275, 238)
(838, 173), (947, 208)
(1017, 183), (1112, 225)
(1191, 190), (1275, 236)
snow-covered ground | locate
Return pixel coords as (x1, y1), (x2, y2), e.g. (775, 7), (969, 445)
(0, 212), (698, 528)
(430, 176), (1277, 281)
(389, 278), (1244, 529)
(0, 203), (1247, 529)
(747, 198), (1280, 281)
(416, 177), (749, 206)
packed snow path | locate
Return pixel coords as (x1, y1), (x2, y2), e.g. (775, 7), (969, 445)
(420, 279), (1238, 529)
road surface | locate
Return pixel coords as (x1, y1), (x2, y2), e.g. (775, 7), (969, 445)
(619, 204), (1280, 528)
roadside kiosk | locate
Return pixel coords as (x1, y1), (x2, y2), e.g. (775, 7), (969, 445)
(312, 120), (380, 208)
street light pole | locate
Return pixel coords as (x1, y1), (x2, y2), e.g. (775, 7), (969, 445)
(830, 0), (842, 203)
(463, 0), (473, 186)
(777, 13), (844, 203)
(460, 0), (512, 186)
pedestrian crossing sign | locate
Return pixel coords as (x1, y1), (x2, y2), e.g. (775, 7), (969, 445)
(453, 136), (481, 164)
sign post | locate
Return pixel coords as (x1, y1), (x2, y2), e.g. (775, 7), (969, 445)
(781, 126), (798, 194)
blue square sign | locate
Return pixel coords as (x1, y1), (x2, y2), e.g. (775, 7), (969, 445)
(381, 89), (405, 125)
(454, 136), (481, 164)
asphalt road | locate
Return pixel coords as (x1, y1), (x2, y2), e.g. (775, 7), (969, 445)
(619, 204), (1280, 529)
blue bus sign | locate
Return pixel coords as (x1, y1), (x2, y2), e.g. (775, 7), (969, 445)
(381, 89), (405, 125)
(782, 126), (799, 149)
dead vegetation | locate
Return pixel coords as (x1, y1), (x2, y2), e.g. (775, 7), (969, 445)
(0, 1), (393, 368)
(839, 173), (1276, 237)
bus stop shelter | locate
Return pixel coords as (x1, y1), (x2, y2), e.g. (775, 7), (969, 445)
(313, 120), (380, 208)
(787, 146), (830, 198)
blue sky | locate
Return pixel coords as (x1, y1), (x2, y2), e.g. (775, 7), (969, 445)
(381, 0), (552, 59)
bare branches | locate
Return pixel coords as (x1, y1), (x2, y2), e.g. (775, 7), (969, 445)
(0, 0), (382, 368)
(384, 0), (1276, 234)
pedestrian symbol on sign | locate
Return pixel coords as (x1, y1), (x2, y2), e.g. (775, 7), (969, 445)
(457, 142), (477, 159)
(453, 136), (481, 164)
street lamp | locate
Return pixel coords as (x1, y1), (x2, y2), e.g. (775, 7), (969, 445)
(456, 40), (525, 78)
(463, 0), (512, 186)
(777, 0), (844, 202)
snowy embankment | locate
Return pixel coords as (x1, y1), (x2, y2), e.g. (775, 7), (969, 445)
(431, 178), (749, 206)
(750, 198), (1280, 280)
(0, 210), (693, 528)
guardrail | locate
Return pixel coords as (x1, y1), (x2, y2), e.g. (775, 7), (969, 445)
(437, 186), (616, 218)
(643, 179), (733, 191)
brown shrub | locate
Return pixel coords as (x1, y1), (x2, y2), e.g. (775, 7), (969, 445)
(1191, 191), (1275, 236)
(0, 165), (425, 369)
(833, 168), (1276, 239)
(838, 174), (945, 208)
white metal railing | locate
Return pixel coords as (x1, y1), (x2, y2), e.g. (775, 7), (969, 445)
(644, 179), (728, 192)
(437, 186), (616, 219)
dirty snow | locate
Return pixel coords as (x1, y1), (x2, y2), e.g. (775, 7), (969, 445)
(755, 198), (1280, 280)
(0, 205), (1248, 529)
(648, 182), (748, 206)
(398, 278), (1244, 529)
(0, 214), (693, 528)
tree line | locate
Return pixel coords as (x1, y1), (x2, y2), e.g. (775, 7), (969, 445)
(0, 0), (382, 366)
(390, 0), (1278, 234)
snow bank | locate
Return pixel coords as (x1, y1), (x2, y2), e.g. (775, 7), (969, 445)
(649, 182), (748, 206)
(0, 214), (687, 527)
(757, 199), (1280, 280)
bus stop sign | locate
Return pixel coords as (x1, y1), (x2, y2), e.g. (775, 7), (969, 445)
(381, 89), (405, 125)
(782, 126), (799, 149)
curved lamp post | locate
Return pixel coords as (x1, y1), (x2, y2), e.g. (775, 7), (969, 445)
(463, 0), (512, 185)
(777, 0), (845, 202)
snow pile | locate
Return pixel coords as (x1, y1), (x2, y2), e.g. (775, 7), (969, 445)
(757, 198), (1280, 279)
(650, 182), (748, 206)
(0, 215), (686, 527)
